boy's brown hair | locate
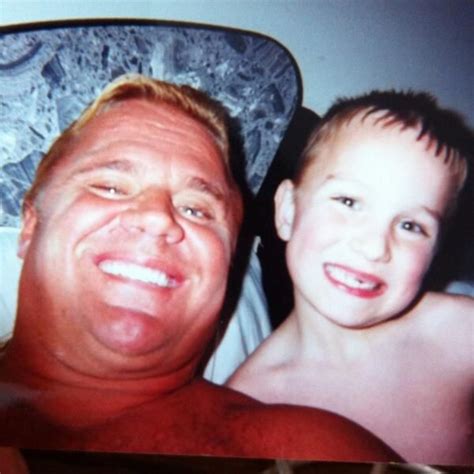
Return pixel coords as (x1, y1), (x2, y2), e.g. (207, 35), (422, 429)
(295, 91), (472, 207)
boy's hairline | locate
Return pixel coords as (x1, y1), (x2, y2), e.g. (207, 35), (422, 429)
(295, 107), (468, 197)
(294, 108), (468, 222)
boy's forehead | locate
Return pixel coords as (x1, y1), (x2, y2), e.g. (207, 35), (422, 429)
(294, 107), (466, 223)
(302, 112), (453, 187)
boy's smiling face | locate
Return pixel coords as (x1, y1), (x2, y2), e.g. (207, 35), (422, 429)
(276, 113), (459, 328)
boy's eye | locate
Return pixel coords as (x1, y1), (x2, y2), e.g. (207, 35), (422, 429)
(333, 196), (359, 209)
(400, 220), (428, 236)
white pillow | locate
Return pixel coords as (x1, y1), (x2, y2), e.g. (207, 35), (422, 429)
(445, 280), (474, 297)
(203, 241), (272, 384)
(0, 227), (22, 339)
(0, 228), (271, 383)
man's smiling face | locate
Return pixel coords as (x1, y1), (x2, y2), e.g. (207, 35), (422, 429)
(18, 99), (241, 375)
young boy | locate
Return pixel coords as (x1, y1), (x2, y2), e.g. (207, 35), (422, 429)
(228, 91), (473, 465)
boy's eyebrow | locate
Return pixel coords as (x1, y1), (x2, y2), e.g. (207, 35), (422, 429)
(323, 173), (354, 184)
(325, 174), (443, 221)
(420, 206), (442, 222)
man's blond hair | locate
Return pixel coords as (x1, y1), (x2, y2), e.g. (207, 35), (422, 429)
(23, 74), (238, 209)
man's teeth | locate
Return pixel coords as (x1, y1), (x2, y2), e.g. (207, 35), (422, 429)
(99, 260), (177, 288)
(328, 266), (379, 290)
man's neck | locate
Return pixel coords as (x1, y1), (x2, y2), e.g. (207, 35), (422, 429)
(0, 337), (199, 428)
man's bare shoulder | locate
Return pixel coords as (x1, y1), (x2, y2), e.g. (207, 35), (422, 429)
(0, 372), (399, 461)
(188, 380), (401, 462)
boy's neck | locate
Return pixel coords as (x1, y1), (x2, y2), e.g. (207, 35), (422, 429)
(289, 301), (398, 363)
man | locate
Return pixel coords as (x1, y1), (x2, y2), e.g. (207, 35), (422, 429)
(0, 74), (398, 461)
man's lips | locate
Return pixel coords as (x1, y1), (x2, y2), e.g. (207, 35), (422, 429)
(98, 259), (181, 288)
(324, 263), (386, 298)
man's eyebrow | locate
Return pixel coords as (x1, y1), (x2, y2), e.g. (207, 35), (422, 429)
(74, 159), (136, 176)
(186, 176), (225, 201)
(71, 160), (226, 200)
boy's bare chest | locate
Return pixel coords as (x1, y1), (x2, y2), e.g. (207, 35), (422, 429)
(281, 349), (471, 463)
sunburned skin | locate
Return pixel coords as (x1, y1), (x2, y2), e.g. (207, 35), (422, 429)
(228, 114), (474, 465)
(0, 447), (28, 474)
(0, 377), (400, 460)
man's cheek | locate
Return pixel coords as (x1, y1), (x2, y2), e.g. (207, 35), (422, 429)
(202, 227), (235, 269)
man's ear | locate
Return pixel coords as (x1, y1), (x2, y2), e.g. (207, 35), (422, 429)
(17, 203), (38, 259)
(274, 179), (296, 241)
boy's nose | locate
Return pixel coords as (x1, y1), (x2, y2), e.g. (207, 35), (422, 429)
(119, 189), (184, 244)
(350, 225), (391, 263)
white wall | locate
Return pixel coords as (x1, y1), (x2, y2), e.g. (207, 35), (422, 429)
(1, 0), (473, 125)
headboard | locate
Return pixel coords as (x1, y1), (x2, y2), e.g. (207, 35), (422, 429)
(0, 19), (302, 227)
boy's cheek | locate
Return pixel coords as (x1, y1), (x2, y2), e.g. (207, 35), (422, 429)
(400, 246), (435, 288)
(286, 220), (339, 275)
(295, 207), (344, 240)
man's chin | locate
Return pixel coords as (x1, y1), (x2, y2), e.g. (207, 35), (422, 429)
(89, 307), (169, 357)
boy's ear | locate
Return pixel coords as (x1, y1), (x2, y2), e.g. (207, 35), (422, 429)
(17, 203), (38, 259)
(274, 179), (296, 241)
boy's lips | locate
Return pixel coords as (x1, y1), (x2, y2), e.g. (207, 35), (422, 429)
(97, 257), (182, 289)
(324, 263), (386, 298)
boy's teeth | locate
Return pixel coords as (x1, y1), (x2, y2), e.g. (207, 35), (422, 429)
(328, 266), (378, 290)
(99, 260), (177, 288)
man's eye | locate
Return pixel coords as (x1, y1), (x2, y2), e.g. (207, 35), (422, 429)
(178, 205), (211, 220)
(400, 220), (427, 236)
(89, 184), (127, 198)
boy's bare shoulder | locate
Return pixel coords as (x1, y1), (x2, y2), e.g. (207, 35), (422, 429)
(415, 290), (473, 325)
(411, 291), (473, 366)
(227, 321), (295, 397)
(226, 341), (284, 396)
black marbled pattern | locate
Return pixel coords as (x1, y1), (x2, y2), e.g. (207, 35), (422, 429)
(0, 21), (300, 226)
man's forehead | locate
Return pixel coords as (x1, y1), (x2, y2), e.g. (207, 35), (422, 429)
(99, 98), (211, 135)
(63, 99), (222, 162)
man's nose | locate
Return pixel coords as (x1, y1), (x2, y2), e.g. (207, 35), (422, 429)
(119, 189), (184, 244)
(349, 222), (391, 263)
